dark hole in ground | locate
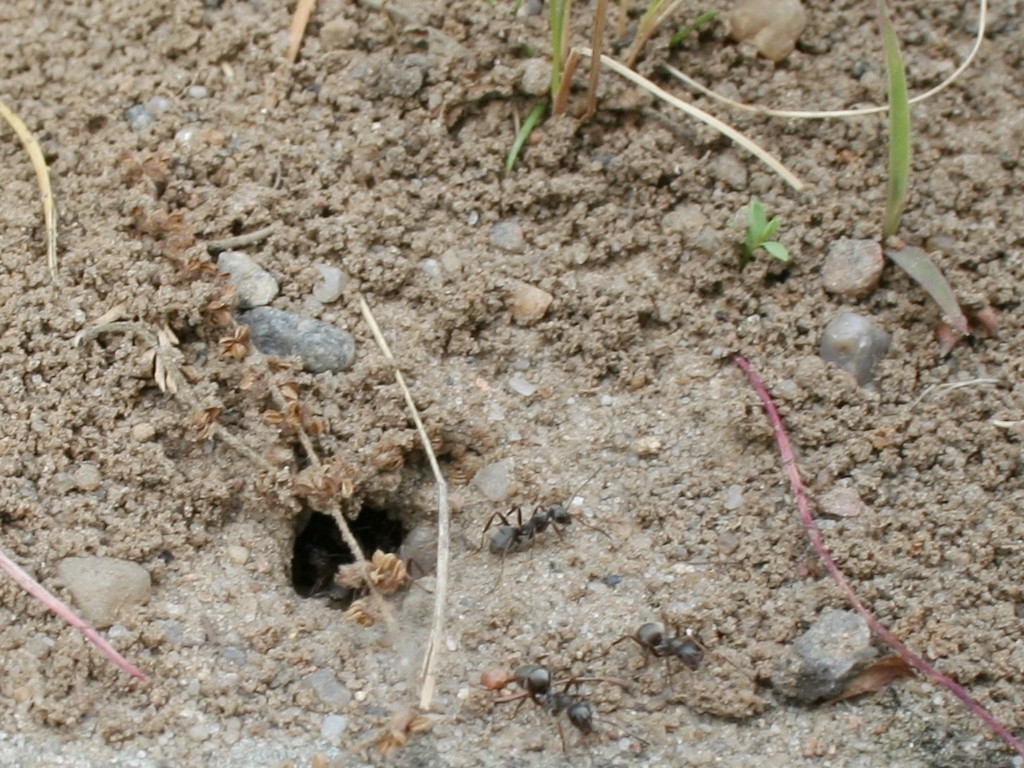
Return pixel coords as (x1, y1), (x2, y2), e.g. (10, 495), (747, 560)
(291, 505), (405, 600)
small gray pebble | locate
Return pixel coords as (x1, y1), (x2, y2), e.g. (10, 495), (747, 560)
(603, 574), (623, 587)
(472, 458), (516, 503)
(321, 714), (349, 741)
(772, 609), (877, 703)
(822, 239), (884, 298)
(490, 220), (526, 254)
(241, 307), (356, 373)
(124, 104), (155, 131)
(819, 311), (890, 386)
(56, 556), (152, 629)
(303, 669), (353, 708)
(73, 462), (102, 492)
(723, 484), (744, 511)
(216, 251), (279, 309)
(520, 59), (551, 96)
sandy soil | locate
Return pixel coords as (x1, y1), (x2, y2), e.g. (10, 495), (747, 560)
(0, 0), (1022, 766)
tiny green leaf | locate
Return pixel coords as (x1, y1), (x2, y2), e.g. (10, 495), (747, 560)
(762, 241), (791, 262)
(762, 218), (781, 240)
(886, 245), (969, 334)
(748, 200), (768, 232)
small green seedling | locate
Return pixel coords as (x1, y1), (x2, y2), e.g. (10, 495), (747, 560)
(743, 200), (790, 265)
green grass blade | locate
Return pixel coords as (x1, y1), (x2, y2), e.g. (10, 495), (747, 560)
(549, 0), (569, 103)
(879, 0), (911, 240)
(505, 101), (547, 172)
(886, 245), (969, 334)
(669, 9), (719, 48)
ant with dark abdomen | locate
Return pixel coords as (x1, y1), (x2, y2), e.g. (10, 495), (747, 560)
(480, 470), (610, 575)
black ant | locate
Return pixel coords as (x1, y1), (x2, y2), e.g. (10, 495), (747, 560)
(611, 621), (706, 694)
(481, 470), (609, 563)
(612, 621), (704, 671)
(483, 663), (636, 752)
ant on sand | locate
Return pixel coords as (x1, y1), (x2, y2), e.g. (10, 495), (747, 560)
(481, 470), (610, 566)
(481, 663), (637, 752)
(612, 621), (704, 672)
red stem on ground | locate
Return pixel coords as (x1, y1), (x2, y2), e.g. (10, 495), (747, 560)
(0, 547), (146, 681)
(732, 354), (1023, 757)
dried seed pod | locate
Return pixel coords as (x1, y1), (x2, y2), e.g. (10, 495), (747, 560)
(376, 708), (431, 756)
(343, 597), (377, 627)
(219, 326), (250, 360)
(367, 551), (408, 594)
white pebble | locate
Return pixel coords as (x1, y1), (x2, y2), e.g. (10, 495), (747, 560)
(321, 714), (348, 741)
(508, 374), (537, 397)
(729, 0), (807, 61)
(723, 484), (744, 511)
(312, 264), (347, 303)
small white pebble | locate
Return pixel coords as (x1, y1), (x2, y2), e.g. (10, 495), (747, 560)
(723, 484), (744, 511)
(508, 374), (537, 397)
(226, 546), (250, 566)
(132, 422), (156, 442)
(312, 264), (346, 303)
(320, 714), (348, 741)
(187, 85), (208, 99)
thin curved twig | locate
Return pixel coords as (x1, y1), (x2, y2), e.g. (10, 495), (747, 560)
(733, 353), (1024, 758)
(665, 0), (986, 120)
(0, 97), (57, 278)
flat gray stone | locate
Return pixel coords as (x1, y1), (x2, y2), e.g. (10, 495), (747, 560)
(241, 307), (355, 373)
(772, 608), (877, 703)
(56, 556), (152, 629)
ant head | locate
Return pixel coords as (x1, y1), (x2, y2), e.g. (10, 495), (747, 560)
(636, 622), (665, 649)
(548, 504), (572, 525)
(671, 639), (703, 671)
(567, 701), (594, 734)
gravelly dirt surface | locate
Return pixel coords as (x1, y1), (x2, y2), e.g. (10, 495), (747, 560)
(1, 0), (1023, 766)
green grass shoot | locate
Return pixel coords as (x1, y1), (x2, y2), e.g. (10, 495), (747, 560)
(743, 200), (790, 265)
(505, 101), (547, 172)
(879, 0), (910, 240)
(669, 9), (719, 48)
(878, 1), (968, 334)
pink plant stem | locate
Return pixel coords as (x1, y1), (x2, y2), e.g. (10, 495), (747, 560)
(732, 354), (1023, 757)
(0, 547), (146, 681)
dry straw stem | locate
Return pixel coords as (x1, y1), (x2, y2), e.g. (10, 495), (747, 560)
(357, 295), (450, 712)
(0, 97), (57, 278)
(733, 353), (1024, 758)
(576, 47), (804, 191)
(0, 546), (145, 680)
(286, 0), (318, 63)
(664, 0), (985, 120)
(623, 0), (689, 67)
(907, 377), (999, 411)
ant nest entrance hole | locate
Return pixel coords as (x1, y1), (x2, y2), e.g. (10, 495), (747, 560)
(290, 498), (436, 605)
